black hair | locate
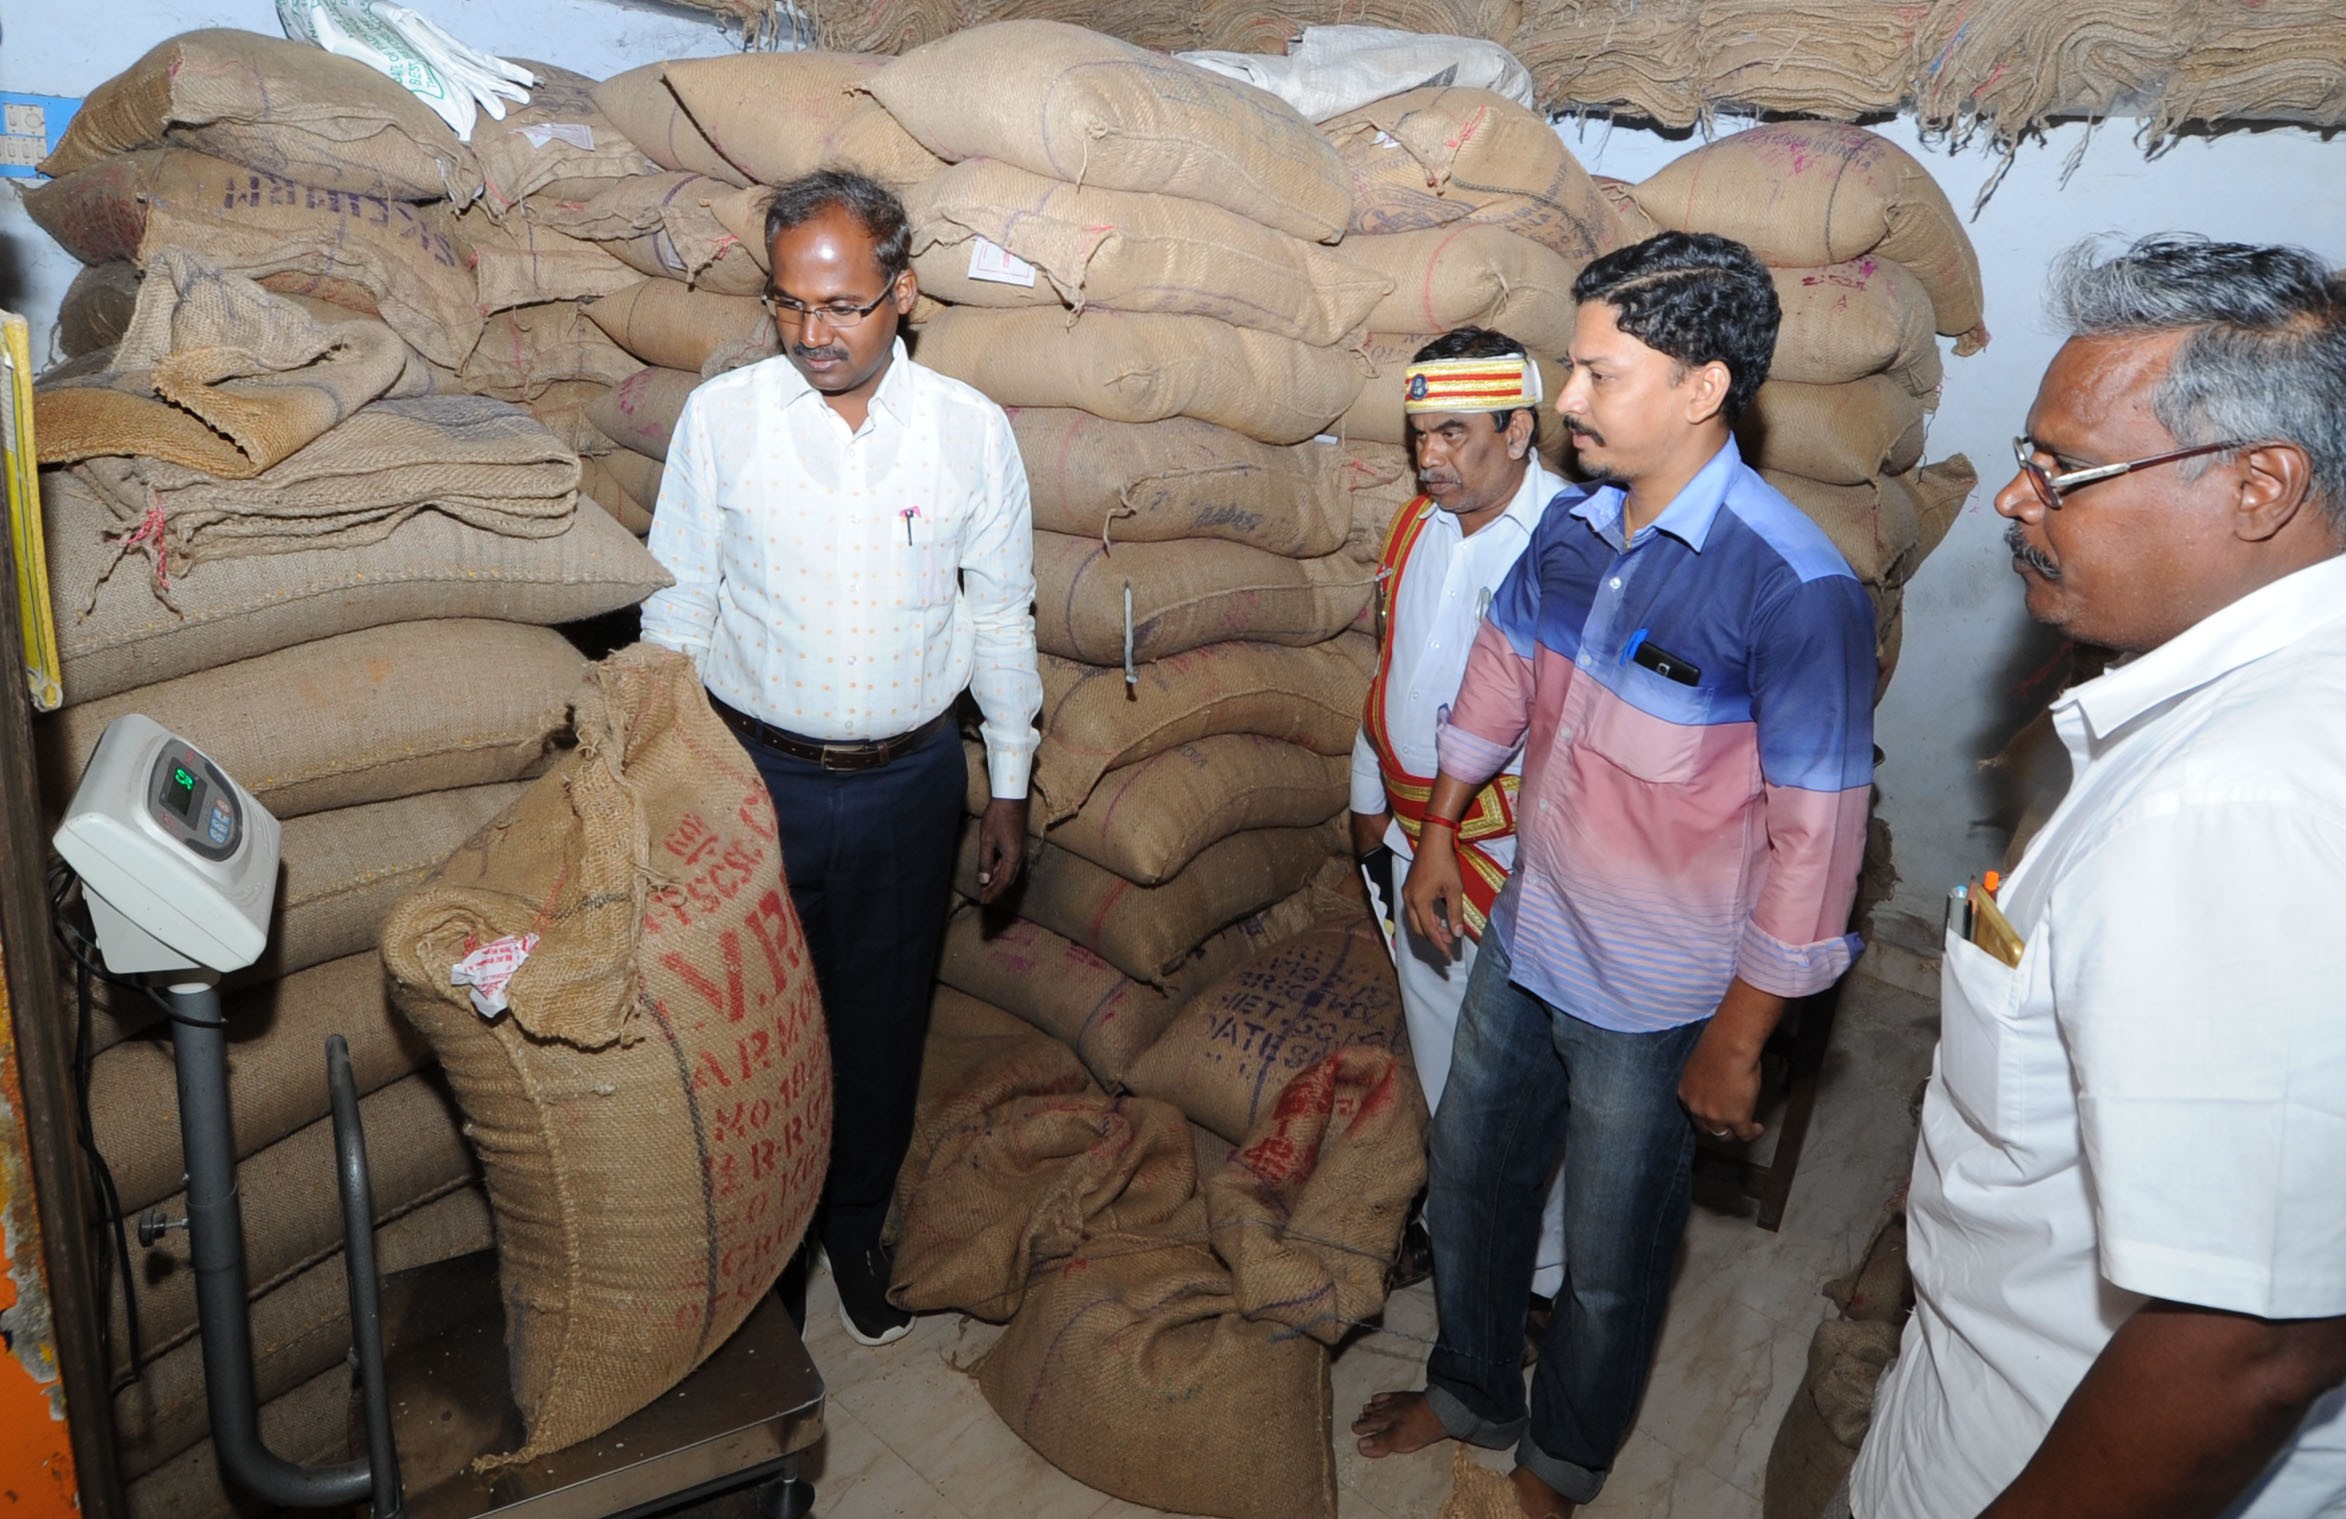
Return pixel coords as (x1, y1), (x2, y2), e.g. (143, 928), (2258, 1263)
(762, 169), (912, 282)
(1571, 231), (1779, 422)
(1410, 326), (1543, 451)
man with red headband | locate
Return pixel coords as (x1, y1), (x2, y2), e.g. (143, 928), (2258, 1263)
(1352, 327), (1569, 1298)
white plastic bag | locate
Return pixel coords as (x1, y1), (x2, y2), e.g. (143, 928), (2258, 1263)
(278, 0), (536, 141)
(1179, 25), (1537, 123)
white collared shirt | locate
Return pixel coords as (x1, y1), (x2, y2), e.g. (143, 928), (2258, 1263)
(641, 341), (1042, 798)
(1855, 552), (2346, 1519)
(1349, 457), (1563, 860)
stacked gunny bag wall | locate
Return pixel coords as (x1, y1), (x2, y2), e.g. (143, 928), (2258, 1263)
(16, 19), (1984, 1519)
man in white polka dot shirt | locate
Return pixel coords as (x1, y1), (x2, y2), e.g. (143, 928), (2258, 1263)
(642, 169), (1042, 1348)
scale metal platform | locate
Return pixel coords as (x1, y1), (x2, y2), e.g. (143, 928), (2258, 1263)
(372, 1253), (824, 1519)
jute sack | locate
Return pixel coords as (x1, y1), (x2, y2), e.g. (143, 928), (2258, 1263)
(1626, 123), (1988, 351)
(583, 367), (700, 462)
(1763, 1317), (1903, 1519)
(525, 379), (619, 456)
(462, 302), (644, 402)
(112, 1188), (489, 1481)
(458, 213), (640, 311)
(1011, 410), (1349, 558)
(72, 785), (531, 1056)
(1321, 87), (1627, 260)
(578, 456), (656, 535)
(1737, 376), (1927, 487)
(913, 307), (1364, 446)
(38, 28), (482, 203)
(1339, 226), (1581, 358)
(590, 63), (753, 185)
(1337, 331), (1569, 465)
(39, 620), (583, 820)
(92, 951), (432, 1213)
(473, 60), (655, 218)
(1340, 439), (1420, 562)
(662, 53), (944, 189)
(1047, 736), (1349, 885)
(978, 1194), (1338, 1519)
(938, 908), (1184, 1090)
(598, 448), (666, 519)
(903, 985), (1097, 1191)
(1513, 0), (1705, 129)
(585, 282), (769, 375)
(45, 466), (662, 705)
(126, 1366), (354, 1519)
(1596, 175), (1662, 243)
(1761, 455), (1975, 589)
(73, 395), (580, 571)
(34, 250), (410, 479)
(1031, 532), (1374, 665)
(869, 21), (1354, 244)
(896, 1086), (1196, 1322)
(529, 174), (767, 296)
(1032, 637), (1375, 823)
(23, 149), (481, 369)
(905, 160), (1389, 346)
(1204, 1047), (1422, 1343)
(961, 821), (1343, 984)
(108, 1071), (474, 1373)
(57, 262), (143, 359)
(1125, 916), (1405, 1143)
(1772, 259), (1943, 396)
(381, 644), (831, 1465)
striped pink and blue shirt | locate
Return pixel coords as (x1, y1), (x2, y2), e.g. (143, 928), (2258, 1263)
(1436, 437), (1875, 1033)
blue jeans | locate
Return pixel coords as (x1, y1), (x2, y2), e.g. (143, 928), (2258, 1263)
(1423, 928), (1705, 1503)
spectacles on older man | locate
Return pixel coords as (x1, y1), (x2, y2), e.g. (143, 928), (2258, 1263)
(2012, 435), (2254, 511)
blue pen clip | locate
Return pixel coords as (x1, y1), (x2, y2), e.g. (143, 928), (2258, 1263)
(1621, 627), (1649, 665)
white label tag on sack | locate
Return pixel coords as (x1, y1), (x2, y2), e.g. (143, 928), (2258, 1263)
(452, 932), (540, 1021)
(519, 122), (596, 152)
(967, 237), (1038, 288)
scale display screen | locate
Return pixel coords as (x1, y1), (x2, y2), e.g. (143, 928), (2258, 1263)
(163, 763), (199, 820)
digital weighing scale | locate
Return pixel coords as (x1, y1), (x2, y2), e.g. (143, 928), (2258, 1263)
(55, 714), (824, 1519)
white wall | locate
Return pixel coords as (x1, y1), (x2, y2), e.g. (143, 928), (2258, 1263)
(1563, 115), (2346, 925)
(6, 6), (2343, 923)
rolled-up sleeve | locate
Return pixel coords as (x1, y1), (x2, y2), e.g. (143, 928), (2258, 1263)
(1737, 572), (1876, 996)
(640, 393), (720, 667)
(961, 410), (1042, 799)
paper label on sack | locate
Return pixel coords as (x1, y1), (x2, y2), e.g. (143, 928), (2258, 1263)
(452, 932), (540, 1020)
(519, 122), (596, 152)
(966, 238), (1038, 288)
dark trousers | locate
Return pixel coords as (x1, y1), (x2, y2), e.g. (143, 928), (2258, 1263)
(737, 717), (964, 1263)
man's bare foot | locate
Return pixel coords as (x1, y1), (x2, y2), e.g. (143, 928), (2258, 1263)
(1351, 1390), (1450, 1458)
(1508, 1464), (1575, 1518)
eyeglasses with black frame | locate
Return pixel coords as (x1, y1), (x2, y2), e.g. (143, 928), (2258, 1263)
(2011, 434), (2255, 511)
(760, 285), (897, 330)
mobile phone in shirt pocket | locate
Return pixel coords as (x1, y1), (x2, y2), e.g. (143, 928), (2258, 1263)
(1578, 669), (1710, 783)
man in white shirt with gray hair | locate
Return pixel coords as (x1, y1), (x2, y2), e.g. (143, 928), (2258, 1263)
(641, 169), (1042, 1350)
(1849, 233), (2346, 1519)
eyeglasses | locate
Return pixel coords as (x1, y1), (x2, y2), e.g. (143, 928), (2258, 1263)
(760, 286), (895, 330)
(2011, 435), (2252, 510)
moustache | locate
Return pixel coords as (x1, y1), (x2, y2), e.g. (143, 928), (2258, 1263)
(1560, 416), (1606, 447)
(791, 343), (850, 363)
(2006, 522), (2061, 580)
(1417, 471), (1461, 488)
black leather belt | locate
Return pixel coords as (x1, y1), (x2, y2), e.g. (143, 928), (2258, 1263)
(710, 696), (953, 772)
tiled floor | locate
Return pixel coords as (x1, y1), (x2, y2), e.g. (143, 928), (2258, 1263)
(788, 951), (1939, 1518)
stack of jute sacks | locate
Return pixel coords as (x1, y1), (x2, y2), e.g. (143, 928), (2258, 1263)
(23, 28), (672, 541)
(17, 34), (673, 1516)
(1613, 120), (1985, 700)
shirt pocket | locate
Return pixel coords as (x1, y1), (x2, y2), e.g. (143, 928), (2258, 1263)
(1577, 669), (1710, 784)
(894, 506), (960, 607)
(1936, 929), (2041, 1141)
